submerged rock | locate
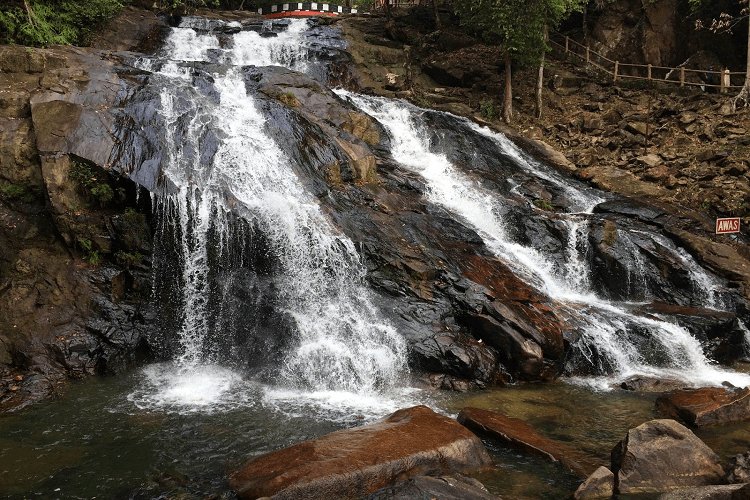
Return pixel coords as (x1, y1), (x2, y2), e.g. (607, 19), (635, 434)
(656, 387), (750, 427)
(620, 376), (687, 393)
(369, 474), (497, 500)
(457, 407), (595, 478)
(611, 419), (725, 494)
(229, 406), (491, 499)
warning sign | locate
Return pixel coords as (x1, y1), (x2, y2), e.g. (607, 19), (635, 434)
(716, 217), (741, 234)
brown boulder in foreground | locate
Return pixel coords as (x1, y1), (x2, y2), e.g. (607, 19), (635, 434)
(611, 419), (724, 495)
(457, 407), (595, 478)
(229, 406), (492, 499)
(656, 387), (750, 427)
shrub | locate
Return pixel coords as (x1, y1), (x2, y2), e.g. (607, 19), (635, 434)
(69, 159), (114, 207)
(0, 181), (37, 203)
(480, 99), (497, 121)
(115, 250), (143, 267)
(77, 237), (101, 265)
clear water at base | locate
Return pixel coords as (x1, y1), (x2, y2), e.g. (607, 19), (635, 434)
(3, 368), (750, 498)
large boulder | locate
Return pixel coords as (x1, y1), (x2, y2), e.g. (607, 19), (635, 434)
(656, 387), (750, 427)
(229, 406), (492, 499)
(457, 407), (595, 478)
(611, 419), (725, 495)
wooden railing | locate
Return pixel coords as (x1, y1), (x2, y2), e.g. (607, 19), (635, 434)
(550, 33), (746, 91)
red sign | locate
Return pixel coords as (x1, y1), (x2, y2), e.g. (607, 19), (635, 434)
(716, 217), (741, 234)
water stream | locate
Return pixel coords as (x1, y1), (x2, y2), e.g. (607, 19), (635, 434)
(134, 19), (408, 416)
(342, 92), (750, 389)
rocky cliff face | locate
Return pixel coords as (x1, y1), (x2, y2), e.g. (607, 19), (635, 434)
(0, 10), (167, 411)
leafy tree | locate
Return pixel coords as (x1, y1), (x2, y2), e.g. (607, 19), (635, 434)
(689, 0), (750, 109)
(454, 0), (586, 123)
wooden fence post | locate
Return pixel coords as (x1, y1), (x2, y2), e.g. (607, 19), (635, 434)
(565, 36), (569, 54)
(613, 61), (619, 82)
(721, 69), (730, 93)
(680, 67), (685, 87)
(586, 46), (590, 64)
(647, 64), (652, 81)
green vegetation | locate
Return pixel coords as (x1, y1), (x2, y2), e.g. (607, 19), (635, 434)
(77, 237), (102, 266)
(479, 99), (497, 120)
(0, 0), (124, 47)
(533, 198), (554, 211)
(69, 159), (114, 207)
(0, 180), (38, 203)
(115, 250), (144, 267)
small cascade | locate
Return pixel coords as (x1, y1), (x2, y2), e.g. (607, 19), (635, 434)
(674, 246), (727, 309)
(563, 217), (591, 293)
(344, 92), (750, 388)
(132, 21), (407, 413)
(232, 20), (311, 70)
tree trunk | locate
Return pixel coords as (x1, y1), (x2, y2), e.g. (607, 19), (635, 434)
(432, 0), (441, 30)
(23, 0), (37, 27)
(383, 0), (392, 18)
(535, 25), (548, 119)
(738, 16), (750, 108)
(503, 52), (513, 124)
(582, 5), (588, 42)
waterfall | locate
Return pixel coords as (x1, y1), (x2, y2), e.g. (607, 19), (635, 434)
(343, 92), (750, 389)
(130, 20), (407, 413)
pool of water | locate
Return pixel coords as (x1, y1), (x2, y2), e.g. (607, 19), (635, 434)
(2, 363), (749, 499)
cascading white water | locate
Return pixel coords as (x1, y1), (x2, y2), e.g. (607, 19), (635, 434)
(130, 21), (407, 413)
(344, 92), (750, 388)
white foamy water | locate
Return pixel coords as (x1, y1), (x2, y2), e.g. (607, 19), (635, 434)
(231, 20), (311, 70)
(131, 22), (408, 414)
(128, 363), (257, 414)
(343, 91), (750, 389)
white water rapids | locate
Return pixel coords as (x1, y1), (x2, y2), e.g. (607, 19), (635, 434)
(130, 20), (410, 416)
(342, 92), (750, 389)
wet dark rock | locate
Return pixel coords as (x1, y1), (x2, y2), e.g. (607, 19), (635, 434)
(611, 419), (725, 494)
(411, 332), (507, 387)
(727, 453), (750, 484)
(457, 407), (596, 478)
(635, 303), (745, 363)
(238, 65), (569, 384)
(0, 41), (159, 411)
(369, 474), (497, 500)
(229, 406), (492, 499)
(574, 466), (615, 499)
(656, 387), (750, 427)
